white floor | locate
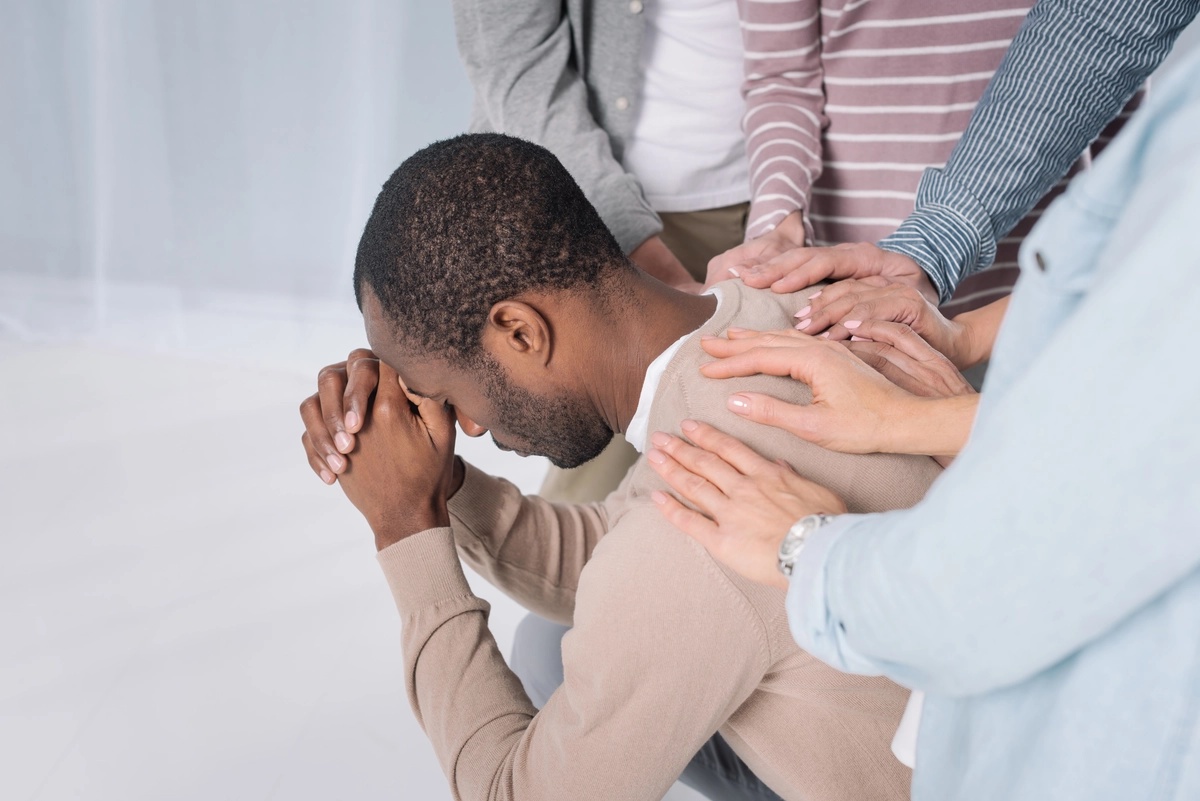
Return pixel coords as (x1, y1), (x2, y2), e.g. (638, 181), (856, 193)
(0, 342), (703, 801)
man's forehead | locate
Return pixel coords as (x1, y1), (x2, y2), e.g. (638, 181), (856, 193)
(359, 288), (472, 396)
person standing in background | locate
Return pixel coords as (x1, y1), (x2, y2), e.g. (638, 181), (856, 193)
(722, 0), (1143, 321)
(720, 1), (1199, 316)
(451, 0), (753, 505)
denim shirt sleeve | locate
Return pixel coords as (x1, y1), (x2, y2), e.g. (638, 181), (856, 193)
(878, 0), (1200, 301)
(787, 57), (1200, 696)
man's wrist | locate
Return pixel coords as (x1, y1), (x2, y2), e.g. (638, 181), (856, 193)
(372, 502), (451, 551)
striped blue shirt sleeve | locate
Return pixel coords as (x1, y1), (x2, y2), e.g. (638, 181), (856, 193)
(878, 0), (1200, 302)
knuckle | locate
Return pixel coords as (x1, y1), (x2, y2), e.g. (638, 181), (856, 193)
(317, 364), (346, 386)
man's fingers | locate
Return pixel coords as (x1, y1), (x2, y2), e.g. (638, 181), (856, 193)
(342, 350), (380, 434)
(650, 490), (721, 543)
(646, 446), (730, 518)
(301, 431), (337, 484)
(300, 392), (347, 474)
(316, 362), (353, 454)
(414, 396), (458, 450)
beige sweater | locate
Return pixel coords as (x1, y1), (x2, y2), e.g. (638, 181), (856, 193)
(377, 282), (943, 801)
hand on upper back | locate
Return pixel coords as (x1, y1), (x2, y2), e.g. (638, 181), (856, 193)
(700, 327), (974, 456)
(647, 420), (846, 590)
(335, 361), (461, 550)
(793, 278), (973, 367)
(737, 241), (938, 303)
(705, 210), (807, 288)
(299, 348), (382, 483)
(700, 329), (915, 454)
(843, 320), (975, 399)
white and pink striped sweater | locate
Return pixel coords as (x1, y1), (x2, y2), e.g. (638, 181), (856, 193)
(739, 0), (1138, 313)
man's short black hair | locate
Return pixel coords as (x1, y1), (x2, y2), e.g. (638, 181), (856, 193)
(354, 133), (633, 364)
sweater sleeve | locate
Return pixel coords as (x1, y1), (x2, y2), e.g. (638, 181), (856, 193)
(738, 0), (825, 241)
(878, 0), (1200, 301)
(451, 0), (660, 254)
(446, 462), (611, 625)
(377, 508), (772, 801)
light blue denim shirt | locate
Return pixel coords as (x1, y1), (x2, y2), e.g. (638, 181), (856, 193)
(787, 49), (1200, 800)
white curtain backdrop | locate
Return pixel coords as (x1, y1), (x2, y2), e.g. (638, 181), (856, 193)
(2, 3), (1197, 372)
(0, 0), (472, 371)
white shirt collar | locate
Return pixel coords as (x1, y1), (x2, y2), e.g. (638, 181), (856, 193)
(624, 286), (724, 452)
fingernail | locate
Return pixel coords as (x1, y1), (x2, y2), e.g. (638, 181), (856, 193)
(728, 394), (751, 413)
(647, 449), (667, 465)
(844, 320), (862, 330)
(651, 490), (668, 505)
(795, 319), (812, 330)
(728, 266), (741, 278)
(681, 419), (699, 432)
(851, 335), (865, 342)
(334, 432), (353, 452)
(325, 454), (344, 472)
(319, 469), (335, 484)
(819, 332), (830, 339)
(794, 306), (811, 318)
(809, 290), (822, 299)
(344, 411), (360, 431)
(650, 432), (671, 448)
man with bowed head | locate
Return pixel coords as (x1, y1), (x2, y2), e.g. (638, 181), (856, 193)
(299, 133), (946, 801)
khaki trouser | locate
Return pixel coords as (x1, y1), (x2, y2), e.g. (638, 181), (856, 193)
(538, 201), (749, 503)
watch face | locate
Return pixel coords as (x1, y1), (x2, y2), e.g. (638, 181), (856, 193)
(779, 532), (805, 560)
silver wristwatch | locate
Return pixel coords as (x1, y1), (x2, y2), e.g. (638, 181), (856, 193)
(778, 514), (833, 577)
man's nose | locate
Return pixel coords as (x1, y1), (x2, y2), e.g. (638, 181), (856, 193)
(455, 410), (488, 438)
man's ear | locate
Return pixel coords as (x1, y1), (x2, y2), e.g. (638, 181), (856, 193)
(483, 300), (552, 366)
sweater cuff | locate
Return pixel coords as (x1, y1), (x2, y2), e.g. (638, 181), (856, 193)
(593, 172), (663, 255)
(447, 461), (511, 539)
(878, 168), (998, 303)
(376, 527), (474, 617)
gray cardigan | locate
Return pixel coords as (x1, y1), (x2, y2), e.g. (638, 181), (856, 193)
(451, 0), (661, 254)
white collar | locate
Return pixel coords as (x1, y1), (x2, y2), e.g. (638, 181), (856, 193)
(624, 286), (724, 452)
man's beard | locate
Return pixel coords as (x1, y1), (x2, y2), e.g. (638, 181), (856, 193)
(483, 368), (613, 469)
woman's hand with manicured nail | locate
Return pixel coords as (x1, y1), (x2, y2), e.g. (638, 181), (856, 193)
(646, 421), (845, 589)
(793, 278), (973, 365)
(698, 328), (976, 457)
